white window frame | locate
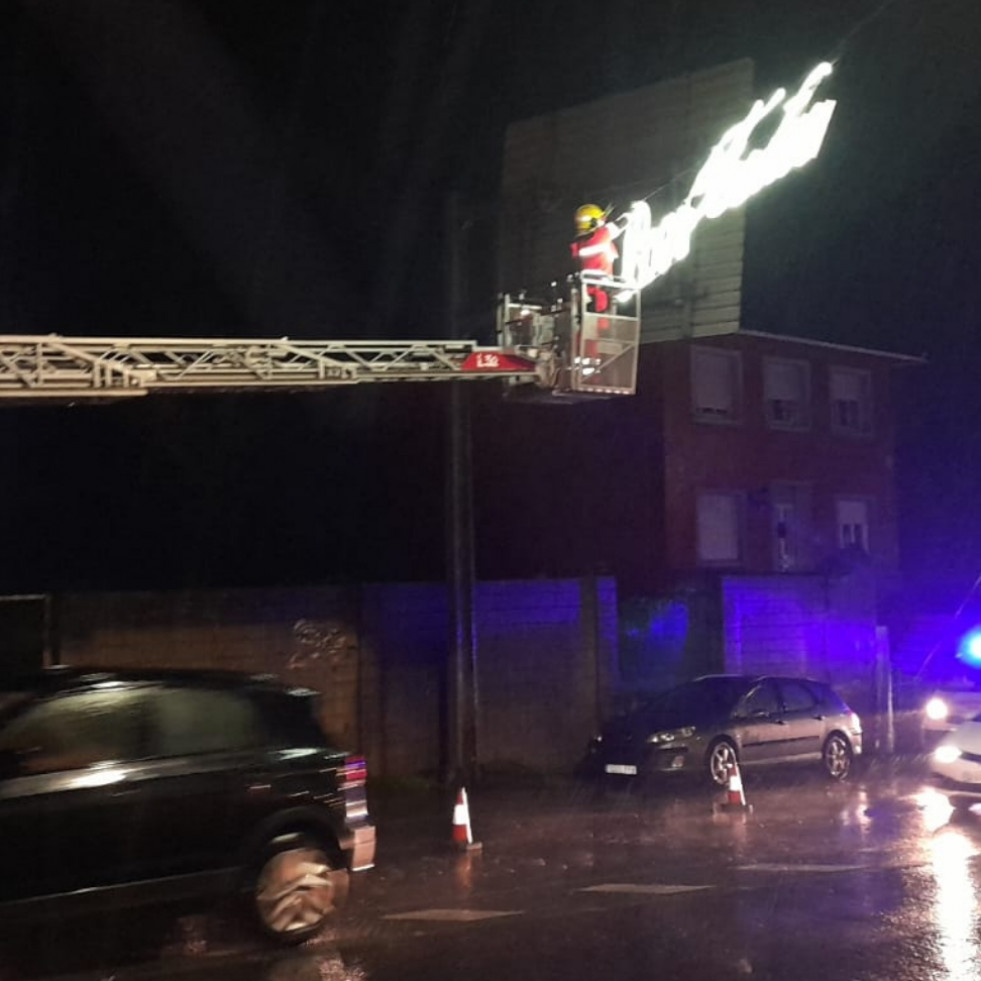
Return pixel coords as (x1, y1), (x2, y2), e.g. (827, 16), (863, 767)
(764, 357), (811, 431)
(830, 367), (873, 437)
(835, 496), (872, 553)
(696, 491), (744, 567)
(691, 347), (742, 424)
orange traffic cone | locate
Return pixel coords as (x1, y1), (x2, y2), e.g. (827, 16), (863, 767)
(717, 761), (752, 813)
(452, 787), (482, 852)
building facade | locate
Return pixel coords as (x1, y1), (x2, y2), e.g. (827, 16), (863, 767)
(653, 330), (915, 585)
(473, 331), (915, 595)
(478, 58), (919, 700)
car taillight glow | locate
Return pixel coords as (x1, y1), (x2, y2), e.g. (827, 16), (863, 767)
(340, 755), (367, 791)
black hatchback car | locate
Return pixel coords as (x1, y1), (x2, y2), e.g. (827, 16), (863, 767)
(585, 674), (863, 786)
(0, 666), (375, 944)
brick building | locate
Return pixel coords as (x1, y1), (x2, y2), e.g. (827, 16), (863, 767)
(473, 332), (916, 595)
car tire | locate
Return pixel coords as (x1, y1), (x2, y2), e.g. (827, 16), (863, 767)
(706, 739), (738, 787)
(252, 832), (348, 945)
(822, 733), (852, 781)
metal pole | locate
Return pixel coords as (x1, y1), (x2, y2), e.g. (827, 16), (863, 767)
(445, 191), (478, 786)
(446, 381), (477, 784)
(875, 625), (895, 755)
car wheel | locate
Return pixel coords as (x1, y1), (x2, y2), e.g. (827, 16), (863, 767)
(253, 834), (348, 945)
(706, 739), (738, 787)
(822, 733), (852, 780)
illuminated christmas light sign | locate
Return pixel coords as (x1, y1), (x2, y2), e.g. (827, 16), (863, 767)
(618, 62), (837, 292)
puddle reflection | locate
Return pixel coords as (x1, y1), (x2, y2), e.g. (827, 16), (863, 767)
(915, 789), (981, 981)
(916, 788), (955, 834)
(927, 828), (979, 981)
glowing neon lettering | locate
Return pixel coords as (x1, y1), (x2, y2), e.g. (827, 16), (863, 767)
(619, 62), (836, 293)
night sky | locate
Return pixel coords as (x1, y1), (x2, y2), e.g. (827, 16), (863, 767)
(0, 0), (980, 604)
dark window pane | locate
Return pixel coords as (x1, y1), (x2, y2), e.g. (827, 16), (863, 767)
(638, 678), (748, 727)
(149, 689), (264, 757)
(780, 681), (818, 713)
(814, 684), (849, 713)
(0, 690), (144, 774)
(256, 691), (331, 748)
(735, 683), (780, 718)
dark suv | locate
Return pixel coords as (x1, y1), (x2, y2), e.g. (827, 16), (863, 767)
(0, 666), (375, 944)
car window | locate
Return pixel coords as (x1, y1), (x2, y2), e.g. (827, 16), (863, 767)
(779, 681), (818, 713)
(148, 688), (265, 757)
(733, 682), (780, 718)
(637, 678), (748, 727)
(814, 684), (849, 712)
(255, 691), (331, 748)
(0, 689), (145, 775)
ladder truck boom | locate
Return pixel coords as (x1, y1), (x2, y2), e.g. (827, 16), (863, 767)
(0, 278), (640, 402)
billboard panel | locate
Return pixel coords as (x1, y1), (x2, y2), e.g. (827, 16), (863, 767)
(500, 59), (754, 342)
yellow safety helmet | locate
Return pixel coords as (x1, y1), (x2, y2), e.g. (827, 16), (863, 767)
(574, 203), (605, 235)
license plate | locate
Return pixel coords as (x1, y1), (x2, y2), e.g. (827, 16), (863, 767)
(604, 764), (637, 775)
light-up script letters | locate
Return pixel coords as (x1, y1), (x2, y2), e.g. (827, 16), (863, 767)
(619, 62), (836, 292)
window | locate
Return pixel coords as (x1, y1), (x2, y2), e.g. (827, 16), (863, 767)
(697, 492), (743, 565)
(836, 497), (871, 552)
(148, 688), (265, 758)
(0, 690), (145, 775)
(830, 367), (873, 436)
(779, 681), (818, 714)
(764, 358), (810, 430)
(734, 682), (780, 718)
(691, 347), (741, 422)
(771, 483), (812, 572)
(774, 502), (796, 570)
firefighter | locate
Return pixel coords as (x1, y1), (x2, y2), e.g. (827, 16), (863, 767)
(570, 203), (621, 280)
(570, 203), (626, 361)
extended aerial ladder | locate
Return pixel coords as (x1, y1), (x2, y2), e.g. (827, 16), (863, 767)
(0, 60), (839, 405)
(0, 276), (641, 402)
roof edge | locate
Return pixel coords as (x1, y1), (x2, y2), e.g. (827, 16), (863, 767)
(736, 330), (926, 365)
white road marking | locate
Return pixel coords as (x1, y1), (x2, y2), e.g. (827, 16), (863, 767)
(737, 863), (865, 873)
(580, 883), (711, 895)
(384, 908), (522, 922)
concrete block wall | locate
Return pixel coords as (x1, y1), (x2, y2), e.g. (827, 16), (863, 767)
(476, 578), (617, 771)
(58, 587), (363, 753)
(56, 577), (618, 777)
(721, 572), (878, 701)
(359, 583), (447, 778)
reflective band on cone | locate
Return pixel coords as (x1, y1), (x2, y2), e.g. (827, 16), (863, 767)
(716, 761), (752, 814)
(727, 768), (745, 806)
(452, 787), (482, 852)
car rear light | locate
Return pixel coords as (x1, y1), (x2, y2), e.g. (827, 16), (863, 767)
(340, 755), (367, 791)
(340, 755), (369, 823)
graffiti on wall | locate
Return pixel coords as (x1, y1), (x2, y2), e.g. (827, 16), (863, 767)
(287, 619), (356, 671)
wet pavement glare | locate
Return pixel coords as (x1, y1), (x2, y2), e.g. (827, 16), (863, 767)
(3, 760), (981, 981)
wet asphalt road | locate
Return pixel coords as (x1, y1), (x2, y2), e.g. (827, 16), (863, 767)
(3, 758), (980, 981)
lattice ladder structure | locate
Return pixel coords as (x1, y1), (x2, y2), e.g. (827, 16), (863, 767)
(0, 336), (547, 401)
